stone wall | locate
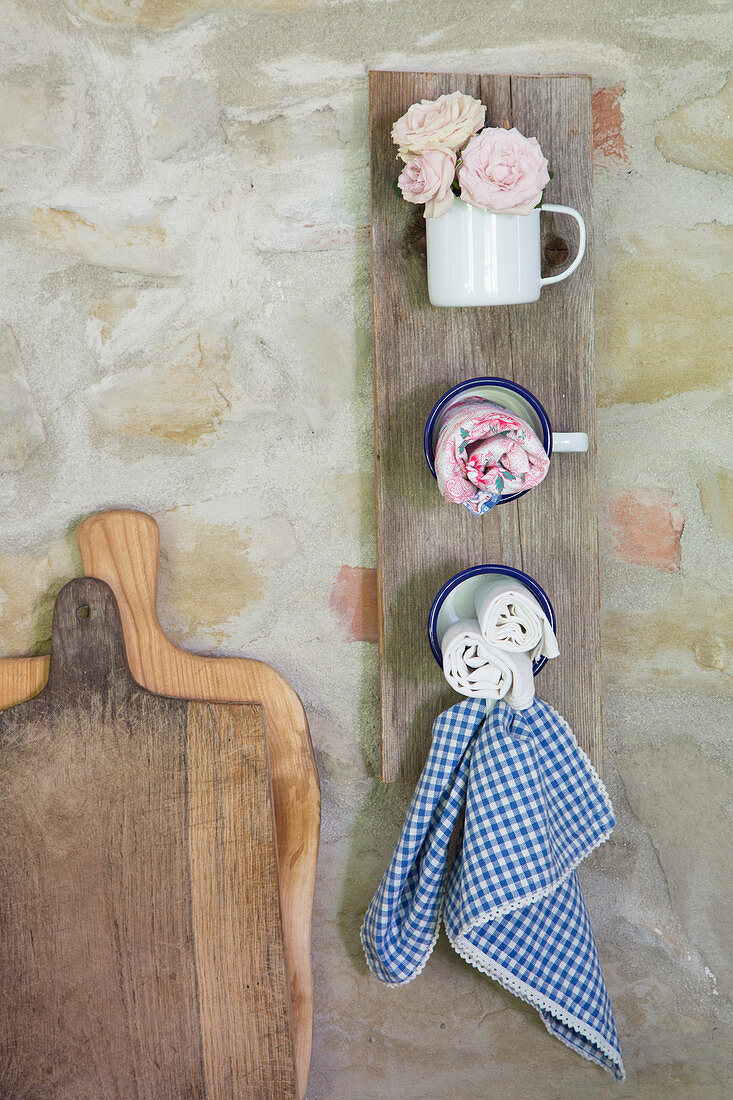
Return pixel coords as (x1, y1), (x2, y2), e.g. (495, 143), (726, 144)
(1, 1), (731, 1096)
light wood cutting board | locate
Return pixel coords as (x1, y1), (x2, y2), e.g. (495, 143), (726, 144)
(0, 511), (319, 1099)
(0, 578), (297, 1099)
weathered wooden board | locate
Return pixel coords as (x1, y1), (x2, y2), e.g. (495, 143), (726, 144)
(0, 578), (297, 1099)
(0, 510), (319, 1099)
(370, 71), (600, 781)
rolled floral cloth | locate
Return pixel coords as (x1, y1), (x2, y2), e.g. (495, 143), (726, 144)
(441, 619), (514, 700)
(434, 397), (550, 516)
(474, 576), (559, 663)
(361, 697), (624, 1081)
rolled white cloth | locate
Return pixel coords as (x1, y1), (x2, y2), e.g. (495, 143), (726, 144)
(441, 619), (513, 700)
(474, 576), (559, 663)
(501, 650), (536, 710)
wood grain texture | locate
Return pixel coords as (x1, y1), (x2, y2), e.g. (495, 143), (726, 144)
(370, 71), (600, 781)
(188, 702), (295, 1100)
(0, 511), (319, 1100)
(0, 578), (296, 1099)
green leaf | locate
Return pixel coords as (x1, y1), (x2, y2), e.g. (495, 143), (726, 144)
(534, 169), (553, 209)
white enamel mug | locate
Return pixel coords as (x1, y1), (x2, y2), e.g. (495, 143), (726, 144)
(428, 564), (556, 674)
(425, 198), (586, 307)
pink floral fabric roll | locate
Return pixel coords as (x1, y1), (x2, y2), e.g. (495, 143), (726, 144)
(434, 397), (550, 515)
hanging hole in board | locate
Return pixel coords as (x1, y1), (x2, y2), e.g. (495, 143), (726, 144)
(77, 605), (90, 620)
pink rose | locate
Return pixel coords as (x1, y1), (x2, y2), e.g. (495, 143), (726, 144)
(458, 127), (550, 215)
(392, 91), (485, 160)
(397, 147), (456, 219)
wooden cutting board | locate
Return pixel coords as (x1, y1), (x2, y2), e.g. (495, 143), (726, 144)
(0, 511), (319, 1100)
(370, 72), (600, 781)
(0, 578), (297, 1099)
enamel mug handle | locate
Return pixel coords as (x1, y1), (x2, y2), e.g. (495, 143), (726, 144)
(539, 204), (586, 286)
(552, 432), (589, 452)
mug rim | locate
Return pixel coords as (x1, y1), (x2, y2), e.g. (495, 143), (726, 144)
(423, 377), (554, 506)
(440, 196), (542, 219)
(427, 563), (556, 674)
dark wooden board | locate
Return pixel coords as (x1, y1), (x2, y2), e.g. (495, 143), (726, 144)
(0, 578), (296, 1099)
(0, 509), (319, 1100)
(370, 71), (600, 781)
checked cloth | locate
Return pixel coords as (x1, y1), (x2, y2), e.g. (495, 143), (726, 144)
(361, 697), (624, 1081)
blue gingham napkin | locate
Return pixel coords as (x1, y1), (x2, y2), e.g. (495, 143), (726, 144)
(361, 698), (624, 1081)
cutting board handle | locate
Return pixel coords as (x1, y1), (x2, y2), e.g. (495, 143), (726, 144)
(46, 578), (129, 694)
(77, 510), (162, 635)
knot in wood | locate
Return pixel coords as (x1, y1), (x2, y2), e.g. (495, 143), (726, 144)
(543, 236), (570, 267)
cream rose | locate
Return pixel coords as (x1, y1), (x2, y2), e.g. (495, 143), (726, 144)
(458, 126), (550, 215)
(392, 91), (485, 161)
(397, 147), (456, 218)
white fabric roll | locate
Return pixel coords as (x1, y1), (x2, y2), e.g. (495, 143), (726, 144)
(441, 619), (513, 700)
(501, 650), (535, 710)
(474, 576), (559, 663)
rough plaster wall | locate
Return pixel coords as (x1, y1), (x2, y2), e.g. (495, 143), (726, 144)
(0, 0), (731, 1096)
